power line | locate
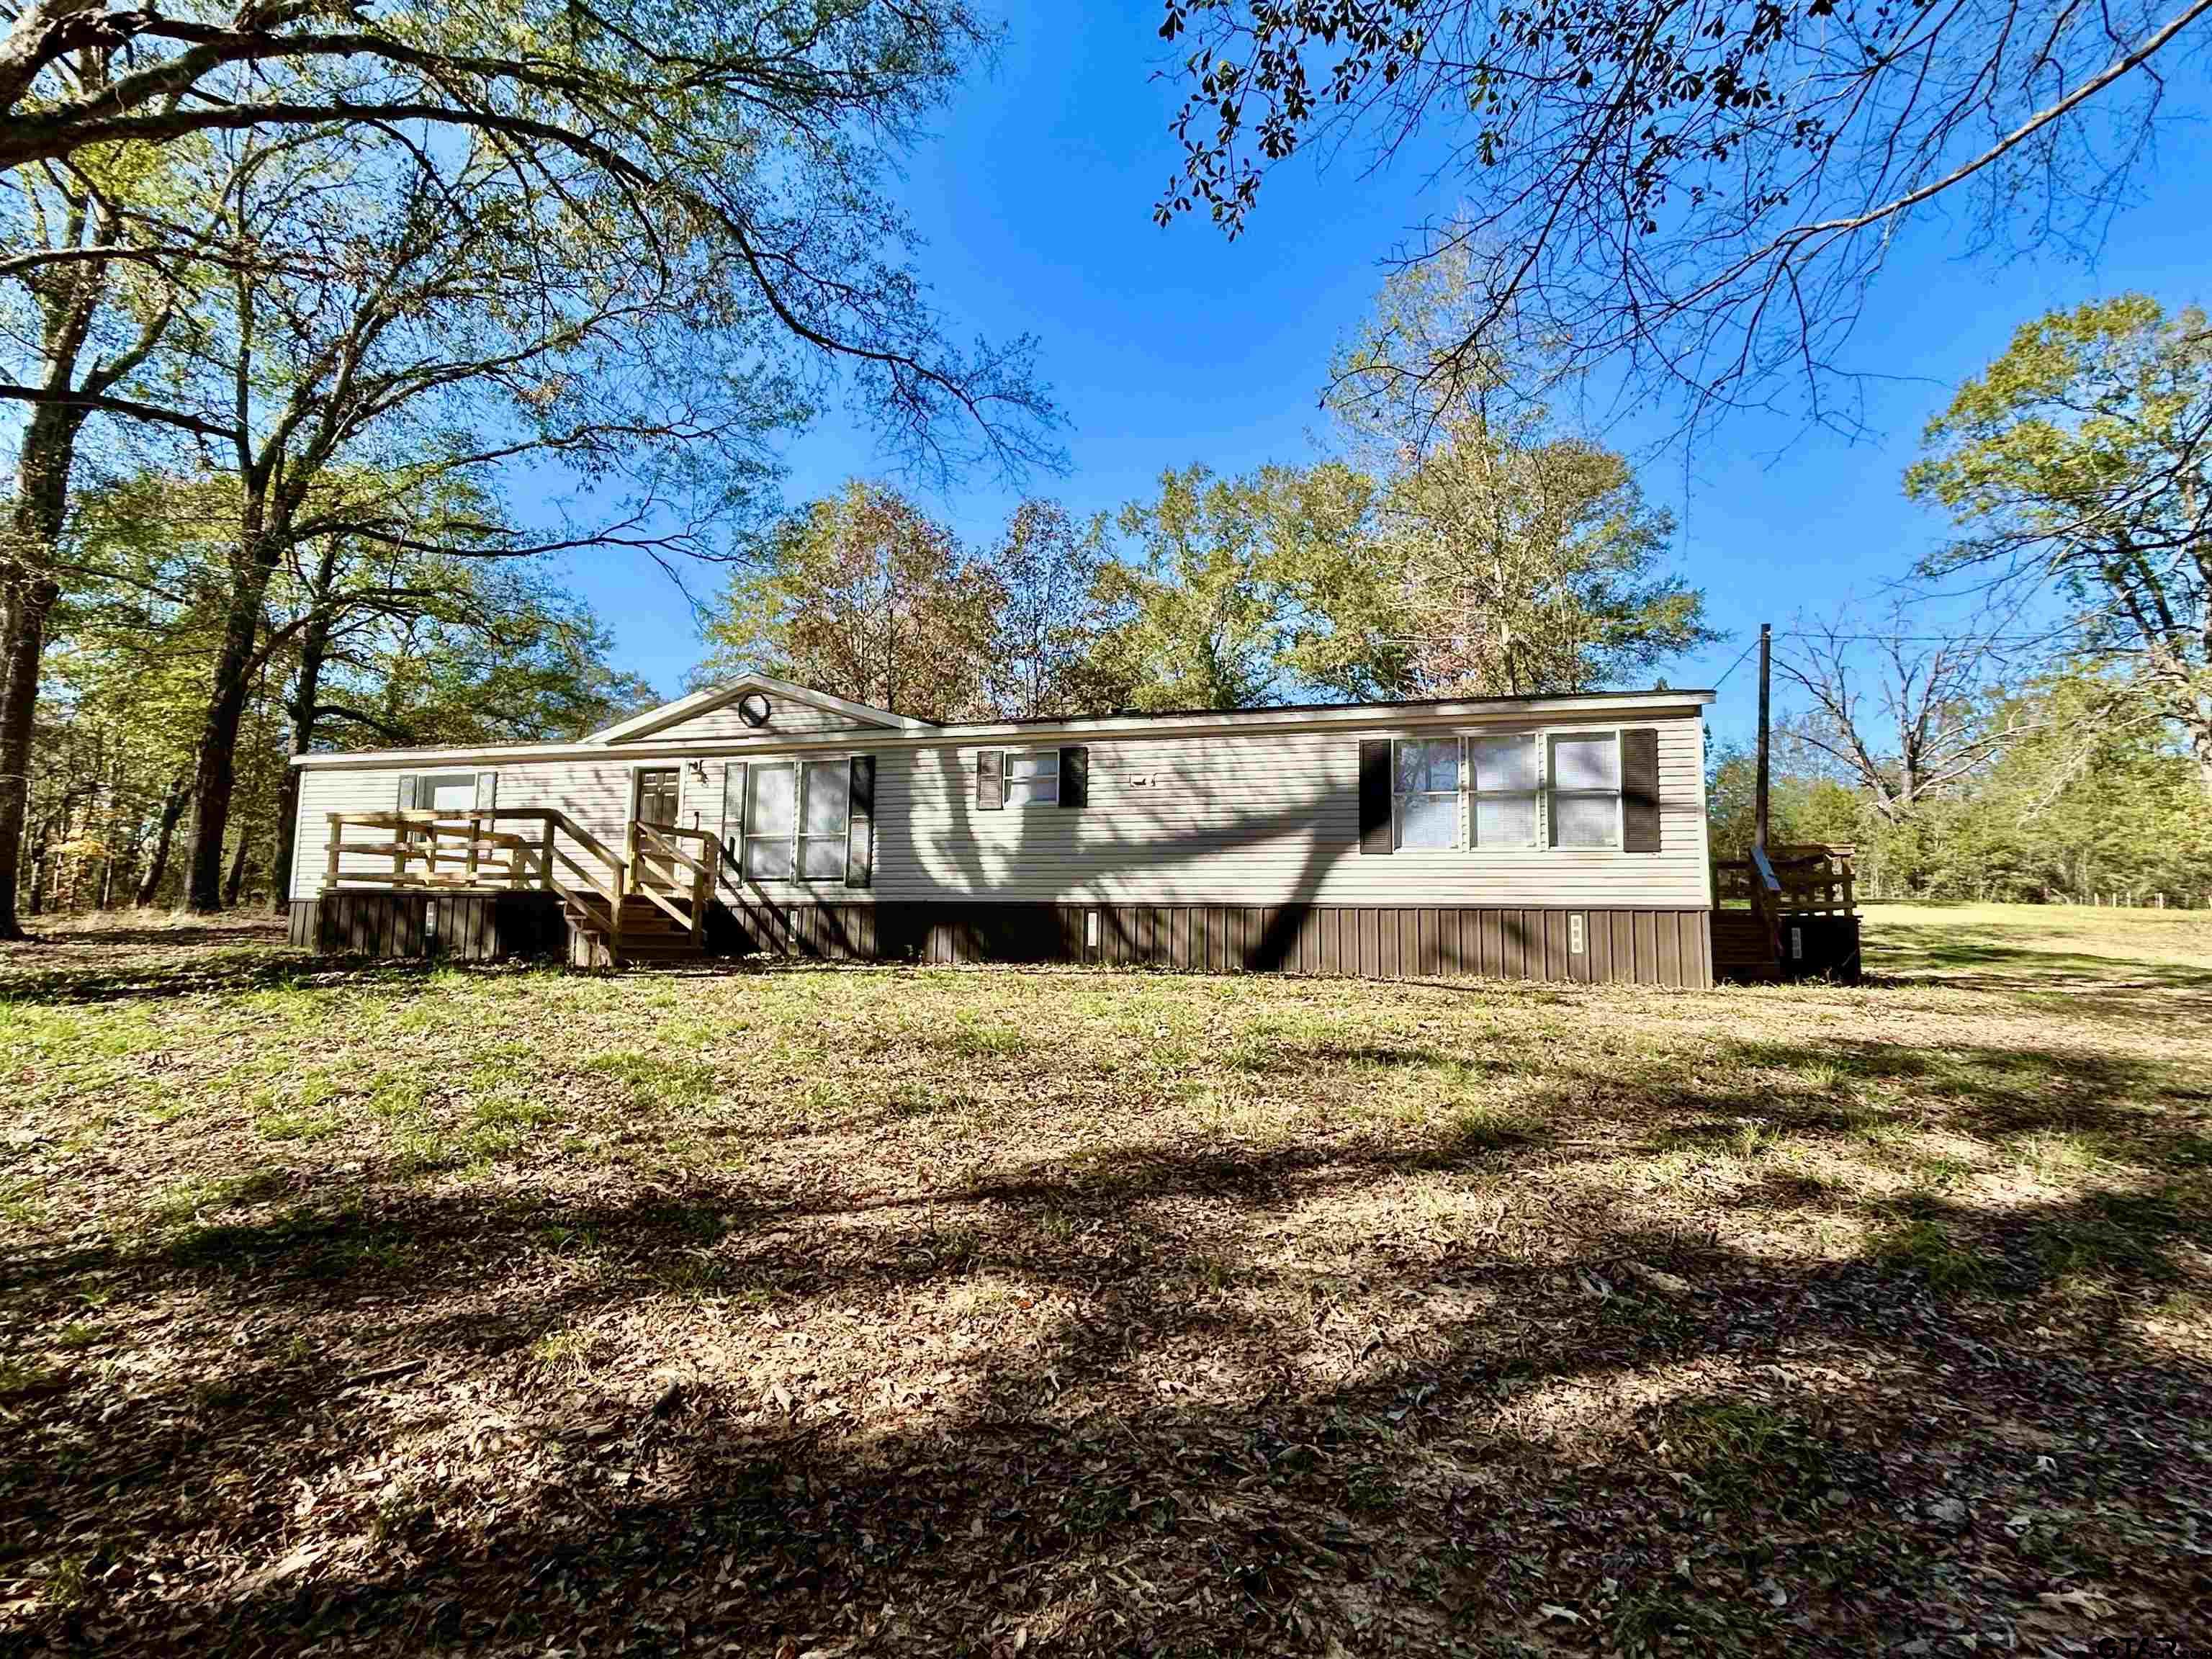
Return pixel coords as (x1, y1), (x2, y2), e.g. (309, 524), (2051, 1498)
(1712, 635), (1763, 689)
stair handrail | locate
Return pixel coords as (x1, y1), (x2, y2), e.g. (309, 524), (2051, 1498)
(629, 821), (714, 941)
(512, 808), (626, 961)
(1749, 842), (1785, 971)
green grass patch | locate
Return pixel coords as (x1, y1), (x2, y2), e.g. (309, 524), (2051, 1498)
(585, 1048), (719, 1110)
(1874, 1214), (1989, 1292)
(1660, 1397), (1836, 1510)
(946, 1015), (1029, 1058)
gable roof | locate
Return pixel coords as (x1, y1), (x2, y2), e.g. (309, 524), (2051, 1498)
(583, 674), (938, 744)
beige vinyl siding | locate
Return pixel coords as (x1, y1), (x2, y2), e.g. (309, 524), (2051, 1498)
(292, 759), (637, 901)
(292, 709), (1708, 910)
(292, 755), (869, 907)
(878, 715), (1707, 909)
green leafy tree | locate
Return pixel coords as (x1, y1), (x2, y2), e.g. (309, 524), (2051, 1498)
(1932, 667), (2212, 902)
(697, 480), (1002, 721)
(1087, 467), (1292, 711)
(1705, 745), (1871, 863)
(1908, 295), (2212, 800)
(1259, 462), (1406, 701)
(987, 499), (1115, 719)
(1374, 417), (1715, 696)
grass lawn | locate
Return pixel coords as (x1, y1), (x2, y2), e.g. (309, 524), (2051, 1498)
(2, 905), (2208, 1655)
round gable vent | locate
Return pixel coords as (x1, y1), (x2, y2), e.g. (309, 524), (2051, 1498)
(736, 691), (772, 729)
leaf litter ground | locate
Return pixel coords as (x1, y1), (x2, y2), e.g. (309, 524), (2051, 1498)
(1, 904), (2208, 1655)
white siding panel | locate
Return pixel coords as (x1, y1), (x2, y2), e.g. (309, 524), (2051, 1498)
(292, 711), (1709, 909)
(877, 715), (1707, 908)
(293, 758), (640, 900)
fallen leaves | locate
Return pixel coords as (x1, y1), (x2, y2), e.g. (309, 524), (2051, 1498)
(0, 914), (2208, 1654)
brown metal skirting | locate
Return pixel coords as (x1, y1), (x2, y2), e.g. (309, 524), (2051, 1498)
(293, 896), (1713, 987)
(289, 892), (566, 963)
(732, 901), (1712, 988)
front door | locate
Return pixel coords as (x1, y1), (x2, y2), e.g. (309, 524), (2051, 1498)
(634, 768), (680, 828)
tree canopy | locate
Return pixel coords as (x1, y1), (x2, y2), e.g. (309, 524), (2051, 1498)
(1154, 0), (2211, 423)
(1908, 295), (2212, 799)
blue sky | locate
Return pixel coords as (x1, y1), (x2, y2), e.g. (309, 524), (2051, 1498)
(553, 0), (2212, 747)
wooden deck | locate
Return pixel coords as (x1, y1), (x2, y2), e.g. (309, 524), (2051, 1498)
(1710, 843), (1861, 983)
(317, 808), (715, 967)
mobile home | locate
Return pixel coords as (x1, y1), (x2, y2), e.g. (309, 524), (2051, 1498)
(287, 676), (1732, 985)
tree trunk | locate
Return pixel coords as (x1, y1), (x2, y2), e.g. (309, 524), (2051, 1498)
(0, 184), (148, 935)
(136, 778), (190, 906)
(0, 573), (58, 938)
(0, 400), (78, 940)
(24, 824), (47, 917)
(223, 830), (251, 908)
(179, 518), (281, 914)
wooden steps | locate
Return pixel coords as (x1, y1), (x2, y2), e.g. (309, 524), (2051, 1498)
(562, 891), (706, 968)
(1712, 912), (1780, 984)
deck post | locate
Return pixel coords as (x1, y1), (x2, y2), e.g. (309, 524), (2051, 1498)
(325, 816), (341, 889)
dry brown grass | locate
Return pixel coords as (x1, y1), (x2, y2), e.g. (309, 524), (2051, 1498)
(1, 907), (2208, 1655)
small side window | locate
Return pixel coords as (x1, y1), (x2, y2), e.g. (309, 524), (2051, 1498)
(1004, 749), (1060, 807)
(1550, 733), (1622, 849)
(413, 773), (479, 813)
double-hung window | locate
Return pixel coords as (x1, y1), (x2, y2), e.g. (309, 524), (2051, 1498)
(1005, 749), (1059, 806)
(1393, 739), (1461, 850)
(798, 760), (851, 878)
(1467, 734), (1540, 848)
(1549, 732), (1622, 848)
(411, 773), (480, 814)
(399, 771), (491, 852)
(742, 759), (852, 881)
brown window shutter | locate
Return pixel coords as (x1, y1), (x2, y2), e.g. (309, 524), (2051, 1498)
(1358, 739), (1392, 853)
(1059, 745), (1087, 808)
(976, 749), (1004, 811)
(1622, 728), (1661, 853)
(845, 755), (876, 888)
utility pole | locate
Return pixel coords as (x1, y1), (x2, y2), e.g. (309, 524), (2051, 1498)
(1755, 622), (1772, 855)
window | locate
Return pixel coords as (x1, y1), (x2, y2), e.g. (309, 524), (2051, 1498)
(1550, 732), (1622, 849)
(799, 760), (850, 878)
(742, 760), (852, 881)
(1468, 734), (1539, 848)
(412, 773), (479, 814)
(1005, 749), (1059, 806)
(1393, 738), (1460, 849)
(745, 764), (796, 880)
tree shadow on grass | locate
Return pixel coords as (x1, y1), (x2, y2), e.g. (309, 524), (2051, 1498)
(1865, 921), (2212, 1004)
(6, 1104), (2209, 1655)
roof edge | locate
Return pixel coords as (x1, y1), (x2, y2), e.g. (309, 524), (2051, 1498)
(295, 688), (1714, 770)
(583, 674), (936, 743)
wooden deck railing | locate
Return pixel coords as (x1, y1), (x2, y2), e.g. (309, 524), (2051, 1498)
(324, 808), (631, 952)
(1712, 842), (1858, 919)
(625, 820), (715, 943)
(1766, 842), (1856, 916)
